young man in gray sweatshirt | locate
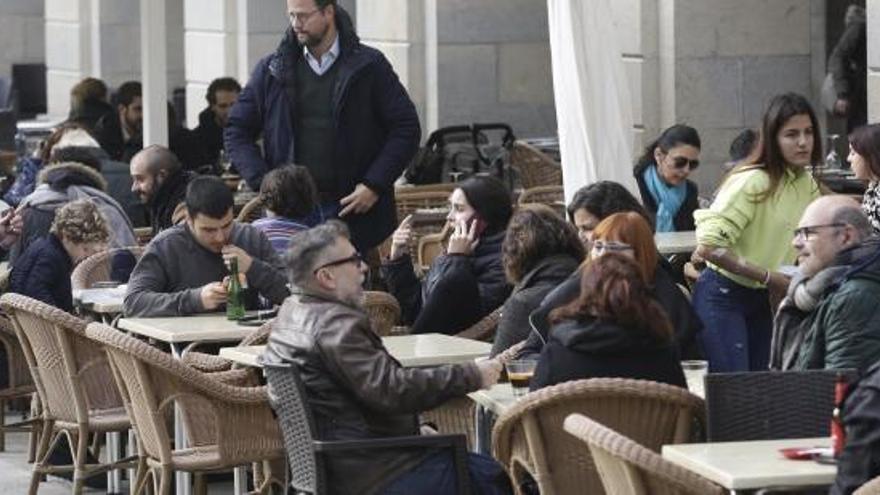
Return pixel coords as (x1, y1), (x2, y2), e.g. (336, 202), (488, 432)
(124, 176), (289, 316)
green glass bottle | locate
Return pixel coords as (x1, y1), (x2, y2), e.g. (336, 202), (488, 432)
(226, 257), (246, 320)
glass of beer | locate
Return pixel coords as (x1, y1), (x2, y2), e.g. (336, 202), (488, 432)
(505, 360), (538, 398)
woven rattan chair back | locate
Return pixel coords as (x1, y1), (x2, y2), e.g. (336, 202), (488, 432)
(364, 291), (401, 336)
(563, 413), (725, 495)
(0, 293), (121, 424)
(86, 322), (283, 491)
(394, 190), (451, 221)
(236, 196), (265, 223)
(0, 310), (37, 453)
(705, 369), (857, 442)
(395, 183), (457, 195)
(264, 363), (324, 494)
(492, 378), (705, 495)
(517, 185), (565, 217)
(855, 476), (880, 495)
(509, 141), (563, 189)
(71, 246), (145, 290)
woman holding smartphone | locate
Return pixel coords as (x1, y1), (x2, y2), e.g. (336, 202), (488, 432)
(382, 176), (513, 334)
(693, 93), (822, 372)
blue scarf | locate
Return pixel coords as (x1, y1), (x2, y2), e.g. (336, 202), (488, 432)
(643, 164), (686, 233)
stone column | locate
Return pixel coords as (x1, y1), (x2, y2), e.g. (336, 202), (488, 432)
(868, 0), (880, 122)
(45, 0), (94, 117)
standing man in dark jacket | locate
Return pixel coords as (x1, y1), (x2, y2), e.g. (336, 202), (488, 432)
(94, 81), (143, 163)
(193, 77), (241, 169)
(130, 145), (193, 235)
(225, 0), (420, 251)
(263, 221), (510, 495)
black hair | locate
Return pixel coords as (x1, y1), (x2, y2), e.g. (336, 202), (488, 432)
(206, 77), (242, 105)
(114, 81), (142, 107)
(50, 146), (105, 171)
(634, 124), (701, 174)
(185, 176), (233, 220)
(456, 175), (513, 235)
(729, 129), (758, 162)
(566, 181), (650, 224)
(314, 0), (337, 8)
(260, 165), (318, 219)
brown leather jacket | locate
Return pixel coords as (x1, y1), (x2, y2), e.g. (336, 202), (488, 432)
(262, 291), (482, 495)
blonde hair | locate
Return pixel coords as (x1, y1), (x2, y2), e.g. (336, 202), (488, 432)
(50, 199), (110, 244)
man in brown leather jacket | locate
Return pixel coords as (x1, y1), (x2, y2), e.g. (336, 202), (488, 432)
(262, 221), (511, 494)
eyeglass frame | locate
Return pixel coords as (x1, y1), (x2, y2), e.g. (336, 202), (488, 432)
(591, 240), (634, 254)
(313, 252), (364, 274)
(792, 222), (847, 242)
(288, 7), (325, 25)
(670, 156), (700, 171)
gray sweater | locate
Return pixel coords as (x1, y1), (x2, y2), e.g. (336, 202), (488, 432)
(124, 222), (289, 316)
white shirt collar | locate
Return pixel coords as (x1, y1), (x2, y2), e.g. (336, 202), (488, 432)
(303, 34), (340, 76)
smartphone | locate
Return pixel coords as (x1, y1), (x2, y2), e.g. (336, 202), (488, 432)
(468, 215), (488, 238)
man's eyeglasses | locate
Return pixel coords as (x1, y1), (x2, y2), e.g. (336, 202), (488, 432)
(289, 8), (323, 25)
(313, 252), (363, 273)
(671, 156), (700, 171)
(591, 240), (634, 254)
(792, 223), (846, 241)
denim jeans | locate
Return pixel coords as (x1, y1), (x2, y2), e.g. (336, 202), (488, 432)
(380, 450), (512, 495)
(693, 268), (772, 372)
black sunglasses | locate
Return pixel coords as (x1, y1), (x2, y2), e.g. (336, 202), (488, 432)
(313, 252), (363, 274)
(671, 156), (700, 171)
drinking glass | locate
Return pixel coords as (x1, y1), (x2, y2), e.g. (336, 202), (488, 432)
(505, 360), (537, 398)
(681, 360), (708, 398)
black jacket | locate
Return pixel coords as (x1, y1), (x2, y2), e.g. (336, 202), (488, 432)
(634, 162), (699, 232)
(10, 234), (74, 312)
(382, 230), (511, 335)
(68, 99), (114, 132)
(193, 107), (225, 169)
(148, 169), (192, 235)
(225, 6), (420, 250)
(520, 259), (702, 360)
(531, 314), (687, 391)
(93, 113), (140, 163)
(491, 254), (580, 357)
(833, 359), (880, 495)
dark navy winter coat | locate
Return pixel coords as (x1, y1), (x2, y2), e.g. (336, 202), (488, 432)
(10, 234), (74, 313)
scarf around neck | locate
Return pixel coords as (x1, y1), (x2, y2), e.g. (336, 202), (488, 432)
(643, 164), (686, 233)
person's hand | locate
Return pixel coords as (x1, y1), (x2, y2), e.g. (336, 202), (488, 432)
(475, 358), (503, 388)
(766, 270), (791, 295)
(200, 281), (227, 311)
(222, 245), (253, 274)
(446, 219), (479, 255)
(339, 183), (379, 217)
(834, 98), (850, 117)
(0, 208), (21, 248)
(496, 341), (526, 365)
(389, 215), (414, 261)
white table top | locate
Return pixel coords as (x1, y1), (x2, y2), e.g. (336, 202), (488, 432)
(72, 286), (125, 314)
(468, 383), (517, 416)
(219, 333), (491, 368)
(655, 230), (697, 255)
(117, 313), (256, 344)
(662, 437), (836, 490)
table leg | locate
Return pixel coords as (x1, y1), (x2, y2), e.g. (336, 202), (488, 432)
(106, 431), (121, 494)
(127, 430), (136, 495)
(233, 466), (247, 494)
(473, 405), (495, 455)
(170, 343), (192, 495)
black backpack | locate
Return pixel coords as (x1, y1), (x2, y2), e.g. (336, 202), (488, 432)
(404, 123), (515, 185)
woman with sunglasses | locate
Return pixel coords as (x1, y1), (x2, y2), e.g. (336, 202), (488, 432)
(634, 124), (702, 232)
(693, 93), (822, 372)
(847, 123), (880, 233)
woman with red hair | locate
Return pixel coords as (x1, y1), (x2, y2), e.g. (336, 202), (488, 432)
(531, 252), (686, 390)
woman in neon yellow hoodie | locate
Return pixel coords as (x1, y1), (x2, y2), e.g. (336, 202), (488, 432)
(692, 93), (822, 372)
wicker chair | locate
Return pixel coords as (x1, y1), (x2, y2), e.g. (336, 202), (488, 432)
(394, 189), (451, 221)
(509, 141), (563, 189)
(856, 476), (880, 495)
(395, 183), (457, 195)
(456, 306), (503, 342)
(0, 310), (38, 455)
(417, 227), (449, 271)
(85, 322), (284, 494)
(263, 362), (470, 494)
(705, 369), (857, 442)
(517, 185), (565, 217)
(0, 293), (136, 494)
(182, 319), (274, 373)
(236, 196), (265, 223)
(492, 378), (705, 495)
(364, 291), (401, 337)
(563, 413), (725, 495)
(70, 246), (146, 290)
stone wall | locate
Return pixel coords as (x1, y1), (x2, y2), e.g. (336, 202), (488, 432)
(0, 0), (43, 79)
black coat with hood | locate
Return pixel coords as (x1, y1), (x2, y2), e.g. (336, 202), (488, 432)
(531, 314), (687, 391)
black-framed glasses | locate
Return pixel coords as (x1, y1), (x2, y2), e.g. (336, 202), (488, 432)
(289, 7), (324, 25)
(313, 252), (363, 273)
(591, 240), (633, 254)
(671, 156), (700, 171)
(792, 223), (846, 241)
